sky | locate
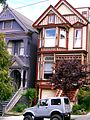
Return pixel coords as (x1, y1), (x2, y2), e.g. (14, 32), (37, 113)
(0, 0), (90, 22)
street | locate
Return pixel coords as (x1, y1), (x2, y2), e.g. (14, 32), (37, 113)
(0, 113), (90, 120)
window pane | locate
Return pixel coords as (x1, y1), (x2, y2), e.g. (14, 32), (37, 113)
(64, 98), (69, 104)
(20, 48), (24, 55)
(51, 99), (61, 105)
(45, 28), (56, 47)
(4, 21), (11, 29)
(7, 42), (13, 55)
(44, 62), (53, 73)
(49, 15), (54, 23)
(74, 29), (81, 48)
(59, 28), (66, 47)
(44, 62), (53, 79)
(46, 29), (56, 37)
(19, 42), (24, 55)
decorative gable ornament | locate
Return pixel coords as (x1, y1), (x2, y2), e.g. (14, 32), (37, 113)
(12, 61), (19, 67)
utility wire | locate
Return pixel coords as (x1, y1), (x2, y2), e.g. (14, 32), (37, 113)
(14, 0), (49, 9)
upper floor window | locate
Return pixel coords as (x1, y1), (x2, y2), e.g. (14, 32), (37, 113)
(59, 28), (66, 48)
(7, 40), (24, 55)
(48, 15), (55, 24)
(74, 28), (82, 48)
(3, 20), (12, 29)
(19, 42), (24, 55)
(45, 28), (56, 47)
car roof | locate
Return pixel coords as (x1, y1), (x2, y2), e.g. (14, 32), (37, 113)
(39, 96), (69, 100)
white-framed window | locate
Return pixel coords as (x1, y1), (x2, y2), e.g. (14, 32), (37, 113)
(44, 56), (54, 79)
(3, 20), (12, 29)
(59, 28), (66, 47)
(74, 28), (82, 48)
(7, 42), (13, 54)
(45, 28), (56, 47)
(7, 40), (24, 55)
(48, 15), (55, 24)
(19, 42), (24, 55)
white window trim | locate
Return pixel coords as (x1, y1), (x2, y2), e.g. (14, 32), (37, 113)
(74, 28), (82, 48)
(45, 28), (56, 47)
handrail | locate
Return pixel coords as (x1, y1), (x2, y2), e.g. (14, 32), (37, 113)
(4, 87), (23, 113)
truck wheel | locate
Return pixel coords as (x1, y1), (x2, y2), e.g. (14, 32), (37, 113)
(50, 114), (62, 120)
(23, 115), (33, 120)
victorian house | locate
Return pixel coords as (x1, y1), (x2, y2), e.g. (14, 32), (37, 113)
(0, 6), (38, 113)
(33, 0), (90, 102)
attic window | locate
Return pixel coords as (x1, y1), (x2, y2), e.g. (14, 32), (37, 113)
(82, 11), (87, 18)
(48, 14), (55, 24)
(3, 20), (12, 29)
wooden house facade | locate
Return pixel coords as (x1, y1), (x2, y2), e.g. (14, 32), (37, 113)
(33, 0), (90, 102)
(0, 6), (38, 91)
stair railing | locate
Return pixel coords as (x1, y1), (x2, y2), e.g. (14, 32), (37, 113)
(4, 87), (23, 113)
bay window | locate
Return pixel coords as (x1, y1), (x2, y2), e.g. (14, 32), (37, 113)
(74, 28), (82, 48)
(45, 28), (56, 47)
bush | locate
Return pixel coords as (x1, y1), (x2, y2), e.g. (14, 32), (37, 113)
(13, 103), (27, 112)
(72, 104), (81, 114)
(77, 87), (90, 111)
(23, 88), (37, 107)
(72, 86), (90, 114)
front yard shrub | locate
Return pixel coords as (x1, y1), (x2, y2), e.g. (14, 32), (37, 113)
(13, 103), (27, 112)
(72, 104), (86, 115)
(23, 88), (37, 107)
(72, 86), (90, 114)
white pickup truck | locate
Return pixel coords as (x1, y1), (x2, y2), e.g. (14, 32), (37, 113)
(23, 97), (71, 120)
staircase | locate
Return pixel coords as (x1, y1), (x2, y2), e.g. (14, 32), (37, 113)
(4, 88), (23, 114)
(0, 88), (24, 116)
(54, 89), (62, 97)
(54, 88), (79, 103)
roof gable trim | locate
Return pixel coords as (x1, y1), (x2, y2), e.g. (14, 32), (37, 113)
(55, 0), (88, 24)
(33, 5), (71, 27)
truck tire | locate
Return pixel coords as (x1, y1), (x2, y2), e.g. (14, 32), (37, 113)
(50, 114), (62, 120)
(23, 115), (33, 120)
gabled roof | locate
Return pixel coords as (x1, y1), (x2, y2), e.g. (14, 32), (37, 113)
(33, 5), (71, 28)
(0, 6), (36, 32)
(54, 0), (88, 24)
(11, 54), (29, 69)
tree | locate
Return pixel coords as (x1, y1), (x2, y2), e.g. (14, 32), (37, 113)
(50, 59), (89, 95)
(0, 0), (6, 5)
(0, 33), (13, 101)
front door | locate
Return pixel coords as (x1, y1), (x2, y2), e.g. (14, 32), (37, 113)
(10, 70), (21, 90)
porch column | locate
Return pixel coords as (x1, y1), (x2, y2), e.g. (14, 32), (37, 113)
(20, 70), (23, 88)
(25, 70), (28, 88)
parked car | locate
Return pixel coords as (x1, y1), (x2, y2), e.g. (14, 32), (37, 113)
(23, 96), (71, 120)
